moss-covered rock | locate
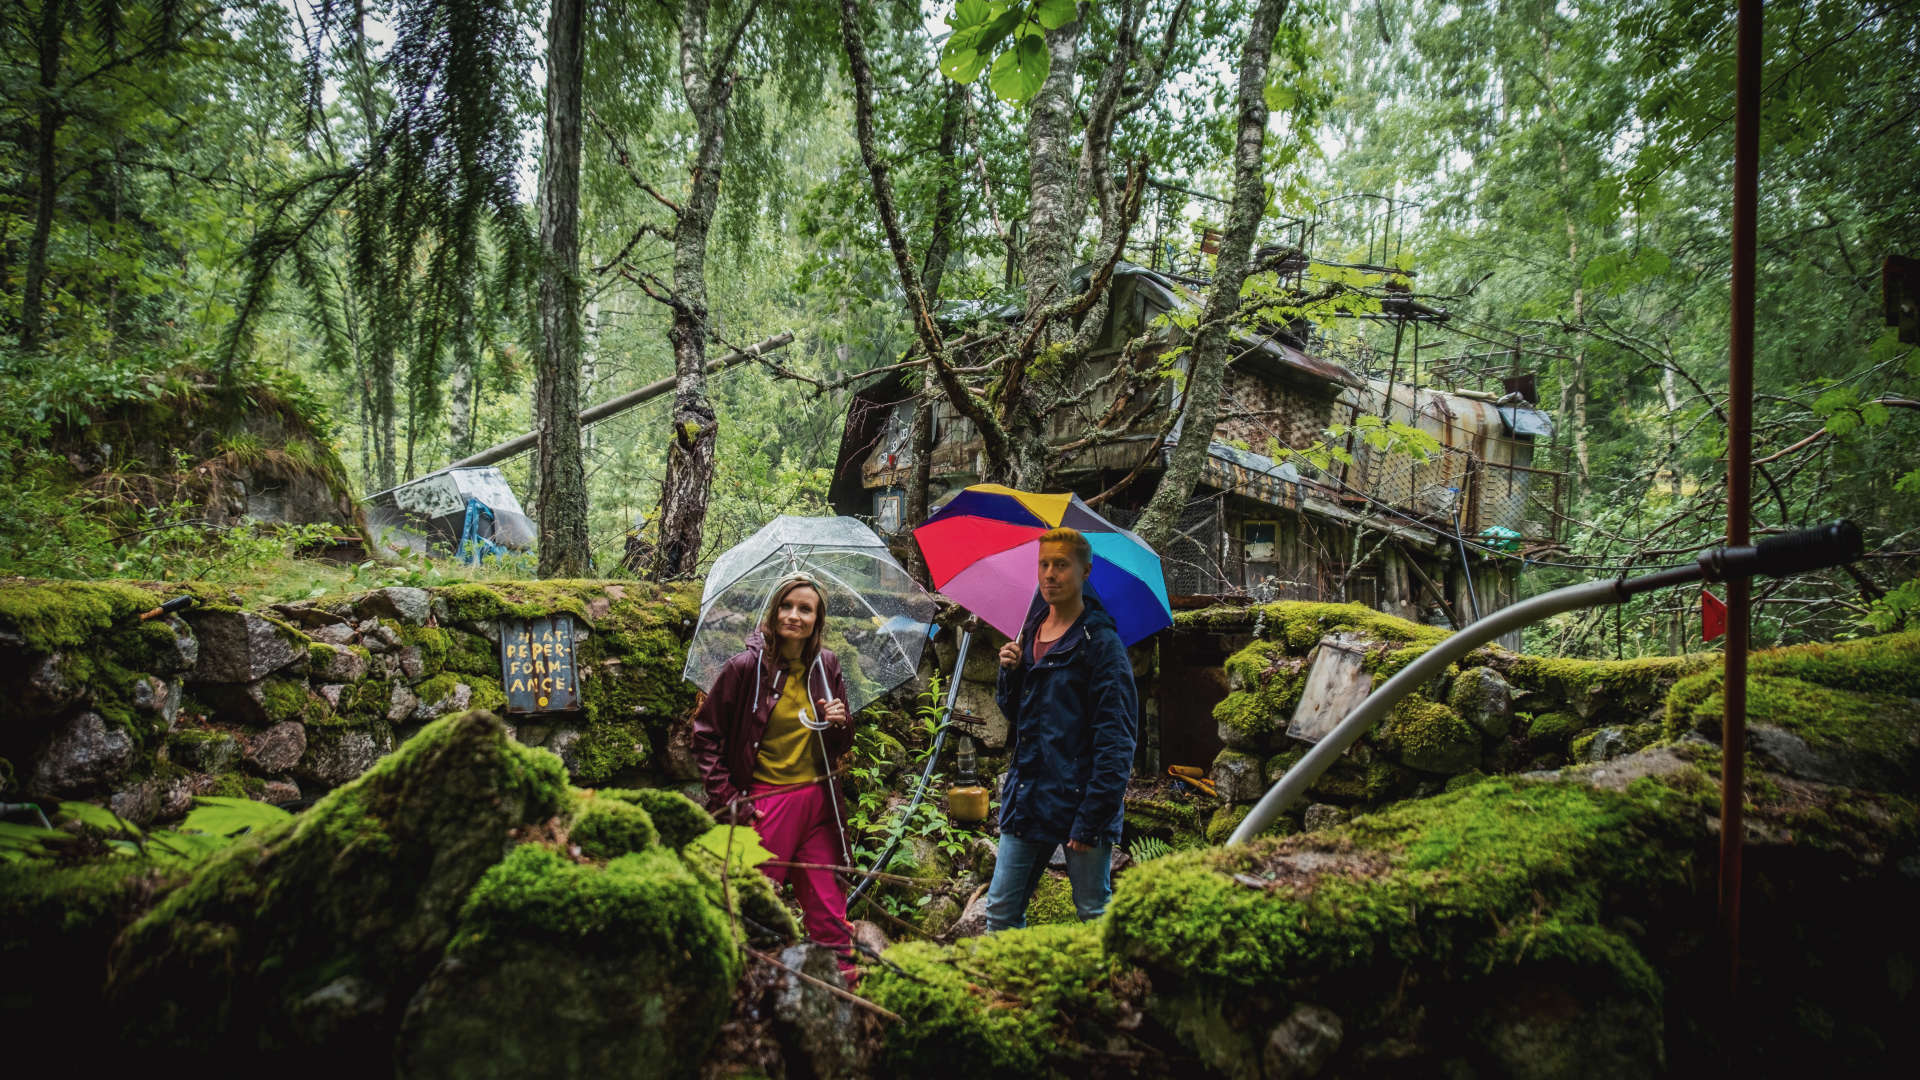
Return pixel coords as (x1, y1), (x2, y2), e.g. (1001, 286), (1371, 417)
(105, 710), (569, 1063)
(865, 921), (1129, 1077)
(1026, 872), (1077, 926)
(0, 860), (180, 1045)
(598, 787), (713, 850)
(1664, 632), (1920, 763)
(1374, 695), (1481, 775)
(1505, 653), (1700, 722)
(398, 844), (742, 1079)
(569, 794), (659, 860)
(1105, 776), (1691, 999)
(1213, 640), (1309, 748)
(1206, 804), (1250, 844)
(0, 581), (167, 653)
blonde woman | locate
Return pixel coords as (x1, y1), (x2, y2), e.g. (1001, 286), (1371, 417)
(690, 574), (856, 975)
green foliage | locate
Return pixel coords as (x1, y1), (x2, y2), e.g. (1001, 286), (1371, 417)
(1128, 835), (1173, 863)
(939, 1), (1075, 103)
(178, 797), (295, 839)
(686, 824), (775, 876)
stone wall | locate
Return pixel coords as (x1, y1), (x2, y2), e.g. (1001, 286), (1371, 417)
(0, 580), (703, 822)
(1133, 601), (1711, 843)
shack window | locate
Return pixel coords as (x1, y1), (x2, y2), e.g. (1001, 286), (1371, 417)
(1243, 520), (1278, 562)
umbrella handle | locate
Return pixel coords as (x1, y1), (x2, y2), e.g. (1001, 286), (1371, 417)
(799, 654), (835, 731)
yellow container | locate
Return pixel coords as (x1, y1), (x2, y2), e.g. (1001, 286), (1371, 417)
(946, 784), (990, 825)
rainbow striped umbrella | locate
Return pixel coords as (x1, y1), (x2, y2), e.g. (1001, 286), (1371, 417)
(913, 484), (1172, 645)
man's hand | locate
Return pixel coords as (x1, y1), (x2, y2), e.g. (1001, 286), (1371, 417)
(1066, 839), (1092, 853)
(819, 698), (850, 727)
(998, 634), (1022, 668)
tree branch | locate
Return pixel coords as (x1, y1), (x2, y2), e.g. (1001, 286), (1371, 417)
(836, 0), (1013, 475)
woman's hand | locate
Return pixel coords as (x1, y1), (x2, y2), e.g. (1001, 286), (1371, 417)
(818, 698), (850, 727)
(999, 634), (1022, 669)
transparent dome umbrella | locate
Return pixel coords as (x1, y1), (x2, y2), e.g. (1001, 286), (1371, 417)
(683, 515), (937, 716)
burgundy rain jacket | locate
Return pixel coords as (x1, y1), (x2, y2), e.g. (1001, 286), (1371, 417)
(690, 629), (855, 860)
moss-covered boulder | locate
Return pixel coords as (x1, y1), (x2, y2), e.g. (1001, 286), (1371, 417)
(397, 845), (742, 1079)
(598, 786), (713, 849)
(1375, 694), (1481, 775)
(864, 922), (1133, 1077)
(105, 710), (570, 1064)
(1663, 631), (1920, 789)
(1213, 640), (1308, 749)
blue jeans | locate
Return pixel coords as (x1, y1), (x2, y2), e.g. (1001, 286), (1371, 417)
(984, 833), (1114, 932)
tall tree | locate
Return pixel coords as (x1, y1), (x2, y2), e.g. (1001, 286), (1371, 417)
(535, 0), (590, 576)
(1134, 0), (1289, 545)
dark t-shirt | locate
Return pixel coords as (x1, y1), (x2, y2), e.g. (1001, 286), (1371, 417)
(1029, 633), (1062, 664)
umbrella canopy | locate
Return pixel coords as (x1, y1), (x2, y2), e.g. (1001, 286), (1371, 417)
(684, 515), (935, 714)
(914, 484), (1172, 645)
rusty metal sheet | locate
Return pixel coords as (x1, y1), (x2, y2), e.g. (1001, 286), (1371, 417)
(1286, 633), (1376, 744)
(500, 616), (581, 713)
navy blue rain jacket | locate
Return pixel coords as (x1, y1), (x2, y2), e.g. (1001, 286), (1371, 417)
(994, 588), (1139, 846)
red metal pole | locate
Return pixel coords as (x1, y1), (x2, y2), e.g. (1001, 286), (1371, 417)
(1723, 0), (1763, 1027)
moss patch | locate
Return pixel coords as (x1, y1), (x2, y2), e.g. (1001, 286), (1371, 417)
(598, 787), (713, 849)
(0, 581), (167, 653)
(1104, 775), (1699, 1002)
(569, 795), (659, 860)
(1664, 632), (1920, 762)
(1374, 694), (1481, 774)
(866, 921), (1128, 1077)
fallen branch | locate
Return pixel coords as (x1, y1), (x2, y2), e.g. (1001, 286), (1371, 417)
(744, 946), (902, 1022)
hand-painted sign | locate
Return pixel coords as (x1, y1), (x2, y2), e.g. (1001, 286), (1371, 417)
(500, 616), (580, 713)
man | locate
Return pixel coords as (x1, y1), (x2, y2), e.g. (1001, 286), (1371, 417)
(985, 526), (1139, 930)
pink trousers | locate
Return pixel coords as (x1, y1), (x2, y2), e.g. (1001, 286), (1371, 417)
(748, 780), (852, 963)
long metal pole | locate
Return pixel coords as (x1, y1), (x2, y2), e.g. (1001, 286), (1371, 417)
(1229, 578), (1620, 844)
(444, 331), (795, 470)
(1723, 0), (1762, 1013)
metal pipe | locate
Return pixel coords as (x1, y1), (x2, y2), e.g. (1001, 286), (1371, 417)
(1228, 577), (1621, 843)
(1724, 0), (1764, 1010)
(1230, 521), (1861, 846)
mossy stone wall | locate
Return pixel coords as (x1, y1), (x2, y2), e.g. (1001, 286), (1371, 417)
(0, 580), (703, 824)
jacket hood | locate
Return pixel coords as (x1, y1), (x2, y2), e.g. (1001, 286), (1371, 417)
(1021, 583), (1119, 640)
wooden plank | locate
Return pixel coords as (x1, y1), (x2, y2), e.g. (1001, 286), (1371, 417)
(1286, 633), (1376, 744)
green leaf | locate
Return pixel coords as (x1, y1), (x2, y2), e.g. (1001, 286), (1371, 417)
(939, 29), (990, 83)
(1034, 0), (1078, 30)
(989, 33), (1049, 103)
(0, 821), (68, 857)
(59, 800), (135, 835)
(180, 795), (293, 838)
(688, 824), (775, 873)
(142, 829), (229, 863)
(1894, 469), (1920, 496)
(947, 0), (996, 29)
(1265, 78), (1297, 112)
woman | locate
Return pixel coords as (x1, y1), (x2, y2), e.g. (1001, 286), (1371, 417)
(691, 573), (857, 973)
(986, 526), (1138, 931)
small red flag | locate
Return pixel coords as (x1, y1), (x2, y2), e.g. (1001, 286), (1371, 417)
(1702, 589), (1727, 642)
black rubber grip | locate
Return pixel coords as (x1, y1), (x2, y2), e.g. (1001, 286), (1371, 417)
(1753, 521), (1864, 577)
(1698, 520), (1863, 582)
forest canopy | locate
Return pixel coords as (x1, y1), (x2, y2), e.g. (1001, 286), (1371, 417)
(1, 0), (1914, 655)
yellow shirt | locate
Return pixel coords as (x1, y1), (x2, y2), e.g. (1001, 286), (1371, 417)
(752, 662), (823, 786)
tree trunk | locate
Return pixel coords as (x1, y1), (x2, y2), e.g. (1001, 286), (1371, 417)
(642, 0), (747, 579)
(1136, 0), (1289, 548)
(20, 0), (64, 349)
(534, 0), (590, 578)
